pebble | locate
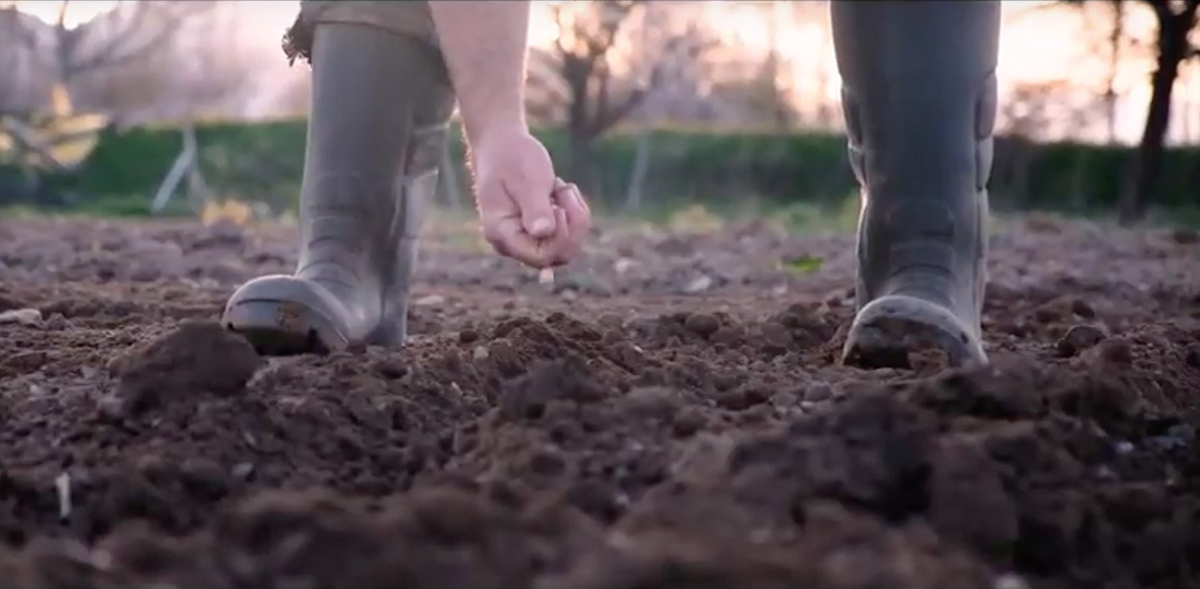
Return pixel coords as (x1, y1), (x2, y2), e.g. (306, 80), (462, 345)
(683, 313), (720, 338)
(0, 308), (42, 326)
(414, 294), (446, 306)
(231, 462), (255, 479)
(1056, 324), (1106, 357)
(1185, 343), (1200, 368)
(473, 345), (489, 361)
(804, 381), (835, 402)
(684, 275), (713, 294)
(993, 573), (1030, 589)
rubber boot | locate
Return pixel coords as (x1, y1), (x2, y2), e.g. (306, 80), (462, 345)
(832, 1), (1000, 369)
(221, 24), (454, 354)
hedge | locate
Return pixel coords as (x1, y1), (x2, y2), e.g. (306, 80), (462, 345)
(3, 118), (1199, 216)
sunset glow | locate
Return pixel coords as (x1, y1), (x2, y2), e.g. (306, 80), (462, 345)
(9, 0), (1195, 144)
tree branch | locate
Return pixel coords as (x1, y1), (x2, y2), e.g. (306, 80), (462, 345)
(70, 2), (214, 77)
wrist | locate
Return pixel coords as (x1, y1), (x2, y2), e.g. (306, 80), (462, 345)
(464, 114), (528, 149)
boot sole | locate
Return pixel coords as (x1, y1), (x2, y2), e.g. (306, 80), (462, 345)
(223, 299), (348, 356)
(841, 295), (987, 369)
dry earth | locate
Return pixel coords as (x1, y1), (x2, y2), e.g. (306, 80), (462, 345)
(0, 214), (1197, 589)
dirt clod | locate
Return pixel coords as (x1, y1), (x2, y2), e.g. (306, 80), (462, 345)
(1186, 343), (1200, 368)
(1056, 324), (1107, 357)
(683, 313), (721, 339)
(108, 320), (264, 415)
(0, 217), (1196, 589)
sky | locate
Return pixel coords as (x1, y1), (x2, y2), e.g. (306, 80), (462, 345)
(11, 0), (1200, 144)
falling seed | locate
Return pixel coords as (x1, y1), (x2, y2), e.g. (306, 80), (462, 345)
(539, 268), (555, 284)
(55, 472), (72, 520)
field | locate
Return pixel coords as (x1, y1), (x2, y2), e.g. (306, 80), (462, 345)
(0, 213), (1197, 589)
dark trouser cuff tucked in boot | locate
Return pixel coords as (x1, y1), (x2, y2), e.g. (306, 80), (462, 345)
(833, 1), (1000, 369)
(222, 23), (455, 355)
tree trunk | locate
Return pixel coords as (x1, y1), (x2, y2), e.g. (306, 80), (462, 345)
(624, 131), (652, 212)
(1104, 0), (1124, 144)
(1121, 9), (1192, 225)
(567, 130), (595, 197)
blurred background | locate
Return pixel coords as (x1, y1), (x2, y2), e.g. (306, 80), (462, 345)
(1, 0), (1198, 229)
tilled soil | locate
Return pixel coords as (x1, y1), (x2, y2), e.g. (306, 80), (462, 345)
(0, 215), (1197, 589)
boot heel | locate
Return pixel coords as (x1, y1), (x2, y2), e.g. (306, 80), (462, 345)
(841, 295), (987, 369)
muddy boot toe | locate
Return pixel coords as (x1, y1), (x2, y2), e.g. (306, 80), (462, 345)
(841, 295), (987, 369)
(222, 275), (350, 355)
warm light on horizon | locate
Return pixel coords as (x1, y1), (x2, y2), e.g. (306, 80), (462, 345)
(7, 0), (1195, 144)
(13, 0), (116, 28)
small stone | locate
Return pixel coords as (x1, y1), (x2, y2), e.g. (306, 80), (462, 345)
(993, 573), (1030, 589)
(0, 308), (42, 326)
(715, 390), (750, 411)
(97, 393), (128, 420)
(1056, 324), (1107, 357)
(683, 313), (720, 339)
(671, 407), (706, 437)
(1089, 338), (1134, 367)
(1169, 229), (1198, 245)
(1069, 299), (1096, 319)
(44, 313), (70, 330)
(1185, 343), (1200, 368)
(804, 381), (835, 402)
(207, 218), (246, 245)
(414, 294), (446, 307)
(759, 322), (792, 354)
(621, 387), (680, 421)
(684, 275), (713, 294)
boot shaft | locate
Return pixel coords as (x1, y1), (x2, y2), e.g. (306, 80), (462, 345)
(833, 1), (1000, 202)
(832, 1), (1000, 327)
(295, 24), (455, 313)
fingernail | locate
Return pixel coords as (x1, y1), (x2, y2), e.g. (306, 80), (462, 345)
(531, 217), (554, 235)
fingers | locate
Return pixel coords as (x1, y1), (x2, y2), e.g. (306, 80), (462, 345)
(507, 154), (558, 240)
(486, 216), (559, 269)
(482, 178), (593, 270)
(552, 179), (591, 260)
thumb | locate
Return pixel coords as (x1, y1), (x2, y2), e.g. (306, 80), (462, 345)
(507, 150), (558, 240)
(516, 178), (557, 240)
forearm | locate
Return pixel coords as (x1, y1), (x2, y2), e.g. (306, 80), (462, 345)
(429, 1), (531, 147)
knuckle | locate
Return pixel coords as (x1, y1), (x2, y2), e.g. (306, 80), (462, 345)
(481, 225), (504, 246)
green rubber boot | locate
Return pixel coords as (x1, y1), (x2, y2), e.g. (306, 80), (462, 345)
(222, 24), (454, 354)
(833, 1), (1001, 369)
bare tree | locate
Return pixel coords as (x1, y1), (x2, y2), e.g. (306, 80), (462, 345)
(526, 0), (716, 193)
(998, 80), (1109, 210)
(1103, 0), (1126, 143)
(0, 6), (45, 112)
(1065, 0), (1200, 223)
(12, 0), (217, 115)
(1123, 0), (1200, 224)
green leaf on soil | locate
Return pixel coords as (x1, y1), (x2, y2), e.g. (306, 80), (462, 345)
(781, 254), (823, 274)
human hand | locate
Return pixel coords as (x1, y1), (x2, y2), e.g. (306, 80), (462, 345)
(469, 126), (592, 269)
